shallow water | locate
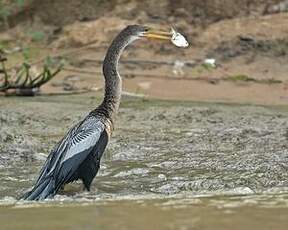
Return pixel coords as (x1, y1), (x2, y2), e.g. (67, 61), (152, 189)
(0, 94), (288, 229)
(1, 195), (288, 230)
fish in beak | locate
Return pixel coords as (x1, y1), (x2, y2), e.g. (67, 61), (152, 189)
(141, 27), (189, 48)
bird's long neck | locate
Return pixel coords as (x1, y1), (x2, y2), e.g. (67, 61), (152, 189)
(94, 30), (137, 123)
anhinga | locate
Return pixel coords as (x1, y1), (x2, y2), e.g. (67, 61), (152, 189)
(22, 25), (188, 200)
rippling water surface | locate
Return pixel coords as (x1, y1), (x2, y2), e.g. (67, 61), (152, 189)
(0, 95), (288, 229)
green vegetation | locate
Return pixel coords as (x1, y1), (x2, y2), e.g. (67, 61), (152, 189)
(0, 54), (63, 94)
(0, 2), (10, 27)
(0, 40), (10, 50)
(28, 30), (45, 42)
(225, 74), (256, 82)
(201, 63), (216, 71)
(189, 64), (214, 77)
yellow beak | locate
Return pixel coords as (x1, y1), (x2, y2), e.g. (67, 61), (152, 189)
(141, 27), (189, 48)
(141, 29), (172, 41)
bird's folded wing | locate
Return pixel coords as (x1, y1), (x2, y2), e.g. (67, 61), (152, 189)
(34, 117), (106, 187)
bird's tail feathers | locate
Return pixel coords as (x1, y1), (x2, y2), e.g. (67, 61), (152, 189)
(21, 177), (55, 201)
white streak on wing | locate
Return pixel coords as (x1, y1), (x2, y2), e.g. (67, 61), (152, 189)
(61, 126), (103, 163)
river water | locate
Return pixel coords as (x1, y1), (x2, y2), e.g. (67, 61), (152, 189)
(0, 94), (288, 229)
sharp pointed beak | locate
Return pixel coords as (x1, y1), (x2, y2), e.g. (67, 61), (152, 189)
(141, 27), (189, 48)
(141, 28), (172, 41)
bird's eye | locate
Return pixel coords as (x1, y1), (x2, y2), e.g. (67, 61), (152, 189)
(143, 27), (149, 32)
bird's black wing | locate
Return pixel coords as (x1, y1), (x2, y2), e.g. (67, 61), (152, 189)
(24, 116), (108, 200)
(34, 121), (79, 184)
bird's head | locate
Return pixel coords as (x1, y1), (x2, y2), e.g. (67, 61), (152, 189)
(124, 25), (189, 48)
